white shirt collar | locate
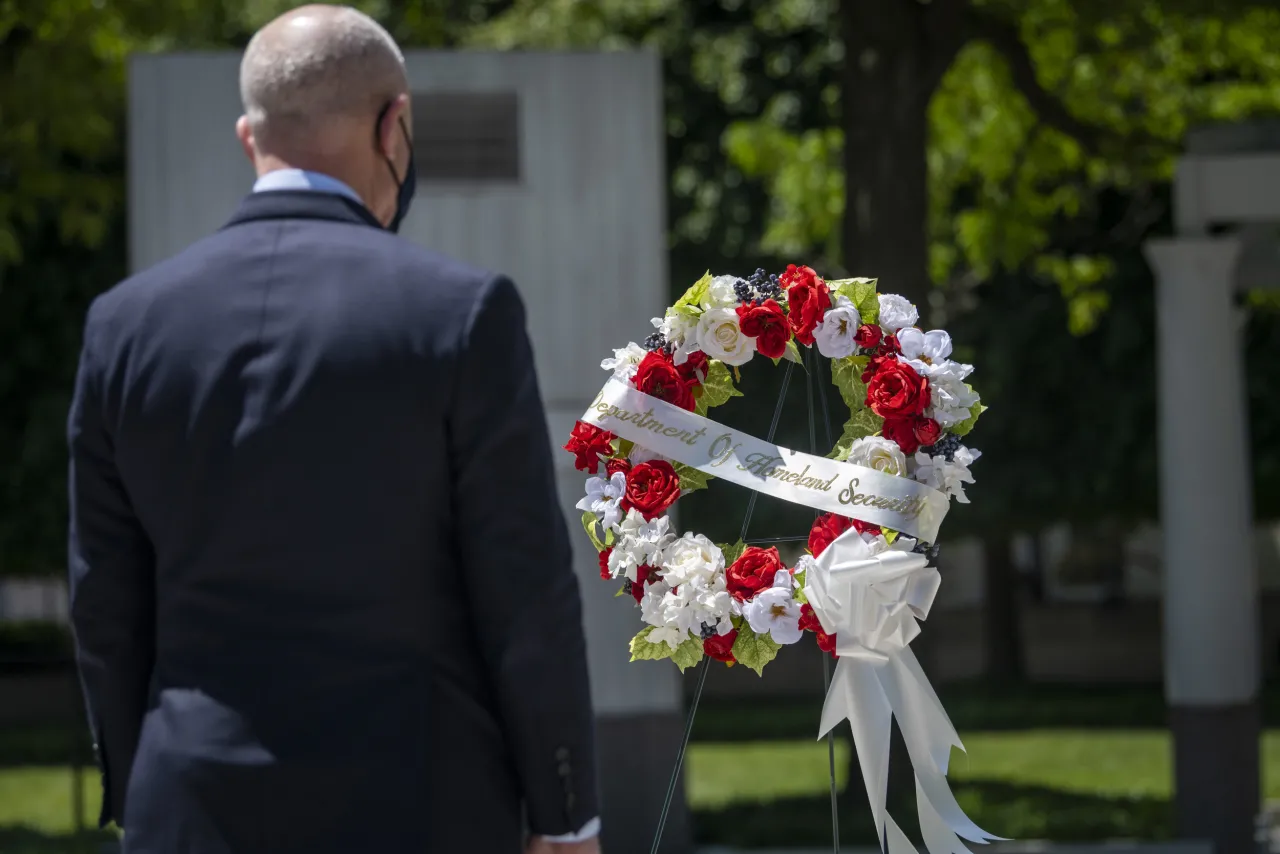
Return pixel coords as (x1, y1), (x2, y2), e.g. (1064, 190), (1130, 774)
(252, 169), (363, 205)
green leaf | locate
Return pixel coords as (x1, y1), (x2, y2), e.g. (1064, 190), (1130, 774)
(720, 539), (747, 567)
(791, 565), (809, 605)
(673, 271), (713, 312)
(615, 586), (628, 598)
(613, 438), (634, 458)
(629, 626), (677, 662)
(828, 409), (883, 461)
(950, 391), (986, 437)
(581, 511), (613, 552)
(672, 636), (705, 672)
(783, 339), (803, 365)
(830, 278), (880, 325)
(700, 360), (743, 409)
(673, 462), (711, 494)
(829, 355), (869, 410)
(731, 628), (781, 676)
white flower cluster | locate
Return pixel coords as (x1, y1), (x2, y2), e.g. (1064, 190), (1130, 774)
(575, 467), (812, 649)
(913, 445), (982, 504)
(807, 289), (984, 504)
(651, 274), (758, 367)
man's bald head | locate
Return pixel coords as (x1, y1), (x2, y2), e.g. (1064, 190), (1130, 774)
(240, 5), (408, 155)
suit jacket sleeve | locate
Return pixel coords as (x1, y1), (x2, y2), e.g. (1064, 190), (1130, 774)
(67, 306), (156, 828)
(447, 275), (599, 835)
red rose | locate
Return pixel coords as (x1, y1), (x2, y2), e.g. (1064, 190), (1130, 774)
(677, 351), (709, 385)
(878, 333), (901, 355)
(860, 353), (896, 384)
(623, 460), (681, 520)
(852, 519), (882, 536)
(634, 351), (696, 411)
(726, 546), (786, 601)
(563, 421), (615, 473)
(882, 415), (941, 455)
(736, 299), (792, 359)
(808, 513), (853, 557)
(704, 629), (739, 664)
(598, 548), (613, 580)
(780, 264), (821, 290)
(631, 565), (656, 603)
(866, 360), (930, 420)
(914, 417), (942, 448)
(785, 274), (832, 347)
(606, 458), (632, 478)
(799, 604), (837, 657)
(854, 324), (882, 349)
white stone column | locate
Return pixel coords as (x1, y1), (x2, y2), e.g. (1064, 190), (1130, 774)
(1145, 236), (1259, 852)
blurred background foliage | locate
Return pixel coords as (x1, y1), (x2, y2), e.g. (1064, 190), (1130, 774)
(2, 2), (1280, 849)
(2, 0), (1279, 575)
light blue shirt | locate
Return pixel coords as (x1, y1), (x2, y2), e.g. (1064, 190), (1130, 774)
(252, 169), (363, 205)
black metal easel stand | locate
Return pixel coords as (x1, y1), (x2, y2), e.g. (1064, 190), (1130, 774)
(648, 350), (842, 854)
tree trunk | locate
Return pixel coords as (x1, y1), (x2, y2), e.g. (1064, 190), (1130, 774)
(838, 2), (970, 816)
(983, 533), (1025, 684)
(840, 1), (937, 310)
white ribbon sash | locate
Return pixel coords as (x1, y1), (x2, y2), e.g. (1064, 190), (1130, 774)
(804, 528), (1005, 854)
(580, 378), (950, 542)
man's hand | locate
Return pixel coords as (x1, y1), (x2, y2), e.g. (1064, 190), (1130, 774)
(526, 836), (601, 854)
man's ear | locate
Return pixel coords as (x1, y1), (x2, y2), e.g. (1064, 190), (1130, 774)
(378, 93), (410, 159)
(235, 116), (256, 165)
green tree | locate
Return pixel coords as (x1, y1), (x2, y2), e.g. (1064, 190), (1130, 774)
(0, 0), (492, 576)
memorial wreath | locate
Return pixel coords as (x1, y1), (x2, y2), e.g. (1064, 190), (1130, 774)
(562, 265), (1000, 854)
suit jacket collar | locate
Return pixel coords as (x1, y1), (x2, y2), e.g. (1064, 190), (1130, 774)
(223, 190), (385, 231)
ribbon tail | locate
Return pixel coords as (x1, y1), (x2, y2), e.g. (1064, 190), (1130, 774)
(885, 814), (917, 854)
(820, 658), (893, 849)
(876, 650), (1007, 848)
(917, 776), (975, 854)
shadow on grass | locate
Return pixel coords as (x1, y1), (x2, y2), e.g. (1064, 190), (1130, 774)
(692, 779), (1174, 848)
(0, 828), (116, 854)
(690, 683), (1187, 742)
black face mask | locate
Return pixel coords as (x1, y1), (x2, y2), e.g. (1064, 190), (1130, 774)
(377, 104), (416, 233)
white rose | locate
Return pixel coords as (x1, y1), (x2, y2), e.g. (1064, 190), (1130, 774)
(813, 297), (861, 359)
(878, 293), (919, 333)
(660, 533), (725, 588)
(696, 307), (756, 366)
(705, 275), (744, 309)
(846, 436), (909, 477)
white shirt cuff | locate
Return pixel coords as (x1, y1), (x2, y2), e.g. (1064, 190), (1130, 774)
(541, 816), (601, 843)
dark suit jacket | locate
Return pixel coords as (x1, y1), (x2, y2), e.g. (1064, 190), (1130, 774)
(67, 190), (598, 853)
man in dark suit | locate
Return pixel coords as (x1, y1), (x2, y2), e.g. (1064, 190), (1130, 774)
(67, 6), (600, 852)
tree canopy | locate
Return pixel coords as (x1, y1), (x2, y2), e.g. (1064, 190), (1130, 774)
(2, 0), (1279, 576)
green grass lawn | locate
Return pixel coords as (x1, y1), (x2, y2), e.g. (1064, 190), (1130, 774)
(686, 729), (1280, 847)
(3, 727), (1278, 849)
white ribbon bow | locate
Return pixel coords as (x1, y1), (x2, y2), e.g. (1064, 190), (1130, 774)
(804, 528), (1004, 854)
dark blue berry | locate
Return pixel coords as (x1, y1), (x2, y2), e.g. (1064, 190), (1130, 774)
(913, 541), (942, 561)
(924, 433), (963, 461)
(643, 332), (667, 352)
(700, 624), (718, 639)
